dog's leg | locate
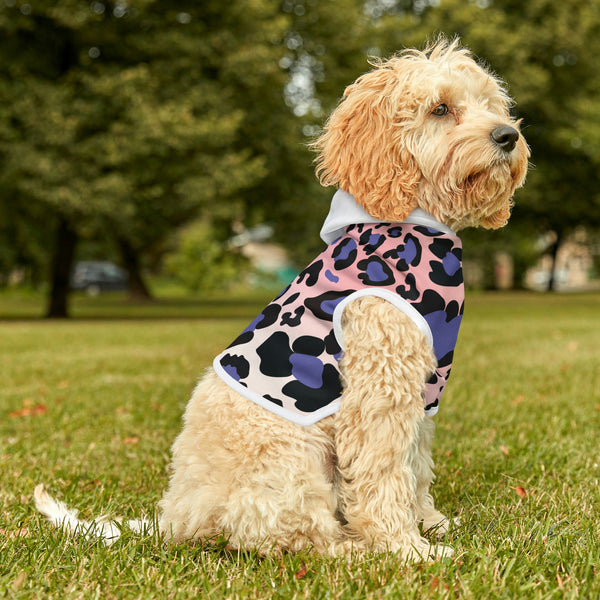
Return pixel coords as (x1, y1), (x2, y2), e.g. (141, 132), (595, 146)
(159, 371), (348, 556)
(412, 417), (453, 537)
(335, 296), (452, 560)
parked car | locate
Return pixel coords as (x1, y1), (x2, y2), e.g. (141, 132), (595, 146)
(70, 261), (129, 296)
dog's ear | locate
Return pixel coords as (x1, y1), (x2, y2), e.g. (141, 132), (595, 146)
(312, 66), (421, 222)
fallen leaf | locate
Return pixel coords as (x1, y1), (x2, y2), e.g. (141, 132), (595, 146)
(429, 575), (451, 593)
(123, 436), (139, 445)
(9, 404), (47, 418)
(511, 486), (527, 499)
(500, 445), (509, 456)
(295, 564), (308, 580)
(511, 394), (525, 406)
(0, 527), (29, 539)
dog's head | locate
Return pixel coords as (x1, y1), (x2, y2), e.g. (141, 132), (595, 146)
(313, 38), (530, 231)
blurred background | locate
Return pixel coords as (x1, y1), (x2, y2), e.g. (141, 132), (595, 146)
(0, 0), (599, 317)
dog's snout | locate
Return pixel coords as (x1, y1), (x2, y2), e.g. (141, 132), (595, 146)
(490, 125), (519, 153)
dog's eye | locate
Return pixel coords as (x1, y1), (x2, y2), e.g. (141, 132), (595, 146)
(431, 104), (449, 117)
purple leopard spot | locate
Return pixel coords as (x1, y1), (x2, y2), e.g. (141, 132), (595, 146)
(325, 269), (339, 283)
(243, 304), (281, 333)
(244, 313), (264, 333)
(321, 298), (342, 315)
(334, 238), (357, 262)
(290, 353), (324, 389)
(223, 364), (242, 381)
(365, 261), (389, 282)
(398, 238), (417, 265)
(321, 296), (345, 315)
(442, 252), (461, 276)
(424, 310), (463, 361)
(369, 234), (382, 245)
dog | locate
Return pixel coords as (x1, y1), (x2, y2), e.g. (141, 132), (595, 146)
(35, 38), (529, 560)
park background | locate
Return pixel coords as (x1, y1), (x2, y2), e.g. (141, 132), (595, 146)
(1, 0), (600, 315)
(1, 1), (600, 599)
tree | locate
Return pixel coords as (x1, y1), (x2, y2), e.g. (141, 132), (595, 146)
(0, 0), (288, 315)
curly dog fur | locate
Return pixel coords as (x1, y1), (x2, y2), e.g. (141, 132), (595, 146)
(35, 38), (529, 560)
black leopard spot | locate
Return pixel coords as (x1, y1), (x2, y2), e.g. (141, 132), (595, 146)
(437, 350), (455, 368)
(254, 303), (282, 330)
(414, 225), (444, 237)
(429, 261), (462, 287)
(396, 272), (419, 301)
(219, 353), (250, 381)
(256, 331), (292, 377)
(292, 335), (325, 356)
(297, 259), (323, 287)
(304, 289), (354, 321)
(324, 330), (342, 357)
(428, 238), (456, 259)
(425, 398), (440, 412)
(412, 289), (446, 316)
(427, 371), (439, 385)
(383, 233), (422, 271)
(264, 394), (283, 407)
(445, 300), (462, 321)
(357, 256), (395, 286)
(280, 306), (305, 327)
(282, 292), (300, 306)
(332, 237), (358, 270)
(227, 330), (254, 348)
(359, 229), (386, 255)
(387, 226), (404, 238)
(429, 249), (463, 287)
(285, 364), (342, 412)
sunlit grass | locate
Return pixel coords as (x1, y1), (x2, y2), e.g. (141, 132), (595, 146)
(1, 291), (599, 598)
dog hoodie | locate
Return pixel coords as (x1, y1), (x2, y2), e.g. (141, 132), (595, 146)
(213, 190), (464, 426)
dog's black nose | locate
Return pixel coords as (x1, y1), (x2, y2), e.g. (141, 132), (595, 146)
(491, 125), (520, 153)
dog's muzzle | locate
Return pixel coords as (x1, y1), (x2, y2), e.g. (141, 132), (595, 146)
(490, 125), (520, 153)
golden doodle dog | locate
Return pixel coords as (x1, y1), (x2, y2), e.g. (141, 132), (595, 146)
(35, 38), (529, 560)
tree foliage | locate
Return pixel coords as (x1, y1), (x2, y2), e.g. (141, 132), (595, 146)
(0, 0), (289, 313)
(1, 0), (599, 306)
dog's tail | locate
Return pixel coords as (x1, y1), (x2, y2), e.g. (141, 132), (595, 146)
(33, 484), (153, 545)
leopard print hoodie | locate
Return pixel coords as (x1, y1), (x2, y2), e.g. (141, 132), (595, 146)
(213, 191), (464, 426)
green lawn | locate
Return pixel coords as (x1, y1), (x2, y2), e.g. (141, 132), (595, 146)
(1, 291), (599, 599)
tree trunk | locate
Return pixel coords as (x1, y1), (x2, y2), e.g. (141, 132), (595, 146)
(46, 217), (78, 318)
(547, 231), (562, 292)
(117, 237), (152, 300)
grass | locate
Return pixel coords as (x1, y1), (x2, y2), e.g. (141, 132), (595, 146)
(1, 289), (599, 599)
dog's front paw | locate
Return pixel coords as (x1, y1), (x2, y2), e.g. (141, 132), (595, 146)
(401, 539), (454, 562)
(422, 511), (460, 538)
